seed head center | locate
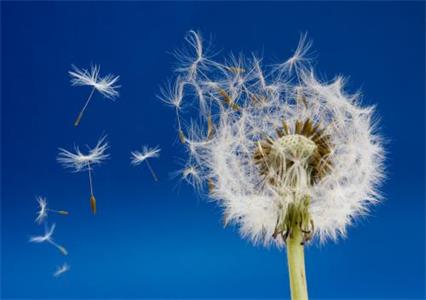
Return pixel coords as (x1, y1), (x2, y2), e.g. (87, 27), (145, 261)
(272, 134), (317, 160)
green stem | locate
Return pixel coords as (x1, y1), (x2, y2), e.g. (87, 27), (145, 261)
(287, 226), (309, 300)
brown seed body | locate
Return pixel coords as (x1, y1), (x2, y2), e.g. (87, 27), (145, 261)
(90, 195), (97, 215)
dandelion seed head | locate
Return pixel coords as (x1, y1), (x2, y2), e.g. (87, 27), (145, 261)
(57, 136), (109, 172)
(69, 64), (120, 99)
(167, 31), (385, 246)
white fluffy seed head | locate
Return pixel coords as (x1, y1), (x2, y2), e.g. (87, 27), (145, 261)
(167, 31), (385, 246)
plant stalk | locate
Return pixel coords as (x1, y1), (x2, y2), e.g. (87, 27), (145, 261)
(286, 226), (309, 300)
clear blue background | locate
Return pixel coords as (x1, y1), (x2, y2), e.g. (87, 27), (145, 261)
(1, 2), (425, 299)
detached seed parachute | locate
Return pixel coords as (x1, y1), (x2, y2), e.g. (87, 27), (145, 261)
(53, 263), (70, 278)
(130, 146), (161, 181)
(57, 135), (109, 214)
(69, 65), (120, 126)
(35, 196), (69, 224)
(29, 223), (68, 256)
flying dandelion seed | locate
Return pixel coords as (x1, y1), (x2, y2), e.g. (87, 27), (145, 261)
(57, 135), (109, 214)
(131, 146), (160, 181)
(165, 31), (385, 300)
(53, 263), (70, 278)
(35, 196), (69, 224)
(29, 223), (68, 256)
(69, 64), (120, 126)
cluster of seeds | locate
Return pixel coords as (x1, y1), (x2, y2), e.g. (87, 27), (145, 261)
(30, 65), (161, 277)
(29, 197), (69, 277)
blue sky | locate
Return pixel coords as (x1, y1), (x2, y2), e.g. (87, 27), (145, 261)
(1, 2), (425, 299)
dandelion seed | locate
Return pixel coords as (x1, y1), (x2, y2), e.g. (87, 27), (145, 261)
(207, 178), (215, 193)
(174, 30), (205, 80)
(53, 263), (70, 278)
(166, 31), (385, 300)
(57, 135), (109, 214)
(225, 66), (246, 74)
(178, 129), (187, 144)
(69, 64), (120, 126)
(29, 223), (68, 256)
(35, 197), (48, 224)
(217, 88), (241, 111)
(278, 32), (312, 74)
(207, 114), (215, 139)
(181, 165), (202, 190)
(158, 78), (185, 110)
(131, 146), (160, 181)
(35, 196), (69, 224)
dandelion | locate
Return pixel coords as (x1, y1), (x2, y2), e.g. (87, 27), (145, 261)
(165, 32), (385, 299)
(69, 64), (120, 126)
(57, 135), (109, 214)
(53, 263), (70, 278)
(35, 196), (69, 224)
(131, 146), (160, 181)
(29, 223), (68, 256)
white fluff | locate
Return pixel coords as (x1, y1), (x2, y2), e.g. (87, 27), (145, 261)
(131, 146), (161, 182)
(53, 263), (70, 278)
(166, 32), (385, 246)
(69, 64), (120, 99)
(34, 196), (68, 224)
(130, 146), (161, 165)
(57, 136), (109, 172)
(35, 196), (48, 224)
(29, 223), (68, 255)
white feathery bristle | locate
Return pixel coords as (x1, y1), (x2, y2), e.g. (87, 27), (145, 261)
(277, 32), (312, 74)
(181, 165), (202, 189)
(158, 78), (185, 110)
(130, 146), (161, 165)
(173, 30), (213, 82)
(35, 196), (48, 224)
(29, 223), (68, 255)
(69, 64), (120, 99)
(53, 263), (70, 277)
(29, 223), (56, 243)
(57, 135), (109, 172)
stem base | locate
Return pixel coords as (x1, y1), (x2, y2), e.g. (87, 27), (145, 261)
(286, 226), (309, 300)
